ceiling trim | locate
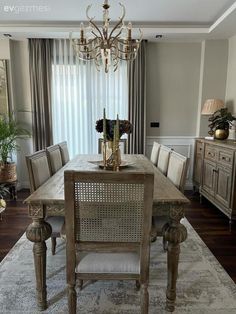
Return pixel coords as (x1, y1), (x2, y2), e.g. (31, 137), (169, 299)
(209, 1), (236, 33)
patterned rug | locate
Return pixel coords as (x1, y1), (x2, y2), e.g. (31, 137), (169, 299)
(0, 218), (236, 314)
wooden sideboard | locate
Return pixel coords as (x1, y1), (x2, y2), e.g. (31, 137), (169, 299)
(193, 138), (236, 221)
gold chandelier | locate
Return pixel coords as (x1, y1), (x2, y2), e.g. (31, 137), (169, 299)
(70, 0), (142, 73)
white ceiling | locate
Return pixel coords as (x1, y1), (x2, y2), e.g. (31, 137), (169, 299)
(0, 0), (236, 41)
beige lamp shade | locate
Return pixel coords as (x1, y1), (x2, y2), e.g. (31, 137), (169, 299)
(201, 99), (225, 115)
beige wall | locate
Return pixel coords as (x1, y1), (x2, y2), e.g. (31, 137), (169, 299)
(225, 35), (236, 115)
(199, 40), (228, 137)
(146, 42), (201, 136)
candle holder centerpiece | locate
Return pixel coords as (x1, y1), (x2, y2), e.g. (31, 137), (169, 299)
(95, 110), (132, 171)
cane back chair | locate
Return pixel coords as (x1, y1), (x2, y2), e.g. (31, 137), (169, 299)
(64, 170), (154, 314)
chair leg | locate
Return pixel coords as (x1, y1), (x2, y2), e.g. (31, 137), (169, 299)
(51, 237), (56, 255)
(78, 279), (83, 290)
(68, 284), (76, 314)
(141, 283), (149, 314)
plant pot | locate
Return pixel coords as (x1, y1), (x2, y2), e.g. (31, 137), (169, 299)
(214, 129), (229, 140)
(0, 163), (17, 182)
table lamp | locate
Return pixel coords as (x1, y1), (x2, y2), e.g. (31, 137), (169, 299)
(201, 99), (225, 139)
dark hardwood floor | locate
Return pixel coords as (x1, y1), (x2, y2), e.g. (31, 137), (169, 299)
(185, 191), (236, 284)
(0, 189), (30, 262)
(0, 189), (236, 284)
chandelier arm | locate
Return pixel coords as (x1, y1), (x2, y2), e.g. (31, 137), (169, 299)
(86, 4), (95, 21)
(108, 19), (123, 41)
(110, 30), (123, 45)
(89, 20), (104, 39)
(118, 3), (126, 22)
(138, 28), (143, 41)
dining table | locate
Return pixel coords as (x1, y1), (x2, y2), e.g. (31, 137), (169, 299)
(25, 154), (190, 312)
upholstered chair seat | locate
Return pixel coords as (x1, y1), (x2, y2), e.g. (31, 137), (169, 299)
(76, 252), (140, 274)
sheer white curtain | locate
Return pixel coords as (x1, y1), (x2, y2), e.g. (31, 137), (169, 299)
(51, 39), (128, 158)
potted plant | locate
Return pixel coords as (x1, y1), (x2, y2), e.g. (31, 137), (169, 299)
(0, 184), (9, 220)
(208, 108), (236, 140)
(0, 115), (30, 182)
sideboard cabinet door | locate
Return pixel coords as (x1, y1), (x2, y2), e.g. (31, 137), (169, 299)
(215, 165), (232, 209)
(194, 138), (236, 220)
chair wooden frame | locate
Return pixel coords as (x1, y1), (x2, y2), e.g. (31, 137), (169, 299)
(58, 141), (70, 165)
(46, 144), (63, 175)
(65, 170), (154, 314)
(157, 145), (172, 175)
(26, 150), (64, 255)
(98, 138), (128, 154)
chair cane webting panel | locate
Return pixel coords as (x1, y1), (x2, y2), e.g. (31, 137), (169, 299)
(75, 182), (144, 242)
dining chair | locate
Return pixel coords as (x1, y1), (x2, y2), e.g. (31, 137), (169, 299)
(167, 151), (189, 193)
(157, 145), (172, 175)
(98, 138), (128, 154)
(150, 141), (161, 166)
(64, 170), (154, 314)
(154, 151), (189, 251)
(46, 144), (63, 175)
(58, 141), (70, 165)
(25, 150), (64, 255)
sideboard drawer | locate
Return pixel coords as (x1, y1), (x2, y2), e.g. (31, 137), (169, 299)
(196, 141), (204, 154)
(218, 150), (234, 167)
(205, 144), (217, 162)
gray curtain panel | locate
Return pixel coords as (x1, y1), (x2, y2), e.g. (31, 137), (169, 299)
(29, 39), (53, 151)
(128, 40), (147, 154)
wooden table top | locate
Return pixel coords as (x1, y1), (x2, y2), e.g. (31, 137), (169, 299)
(25, 154), (189, 206)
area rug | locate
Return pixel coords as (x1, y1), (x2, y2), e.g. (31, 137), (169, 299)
(0, 218), (236, 314)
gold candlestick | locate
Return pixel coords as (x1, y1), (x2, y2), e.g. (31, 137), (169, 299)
(103, 108), (107, 168)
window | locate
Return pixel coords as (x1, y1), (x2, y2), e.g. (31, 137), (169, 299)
(51, 39), (128, 158)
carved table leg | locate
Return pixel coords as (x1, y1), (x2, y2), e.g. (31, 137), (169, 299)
(26, 217), (52, 310)
(163, 206), (187, 312)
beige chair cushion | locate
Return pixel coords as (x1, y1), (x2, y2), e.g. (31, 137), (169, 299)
(31, 155), (51, 189)
(157, 146), (171, 175)
(150, 142), (161, 166)
(59, 142), (70, 165)
(49, 149), (62, 174)
(76, 252), (140, 274)
(167, 152), (188, 191)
